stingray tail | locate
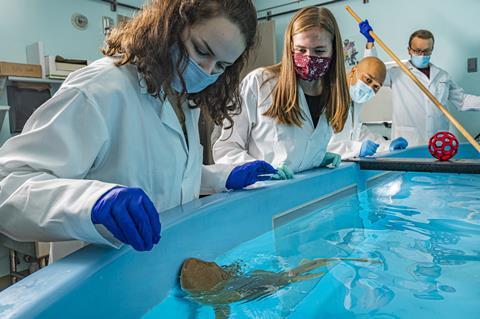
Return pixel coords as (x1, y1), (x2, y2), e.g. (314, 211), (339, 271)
(291, 271), (325, 282)
(289, 257), (381, 277)
(214, 305), (231, 319)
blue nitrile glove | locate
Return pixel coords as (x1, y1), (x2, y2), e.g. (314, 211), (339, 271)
(271, 163), (295, 180)
(320, 152), (342, 168)
(389, 137), (408, 151)
(91, 186), (161, 251)
(359, 140), (379, 157)
(226, 160), (277, 190)
(359, 19), (374, 43)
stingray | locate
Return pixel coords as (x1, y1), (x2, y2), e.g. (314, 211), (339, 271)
(180, 257), (380, 318)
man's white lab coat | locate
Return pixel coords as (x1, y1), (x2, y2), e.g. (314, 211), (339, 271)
(367, 47), (480, 146)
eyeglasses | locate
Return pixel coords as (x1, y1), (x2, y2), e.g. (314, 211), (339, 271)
(409, 47), (432, 56)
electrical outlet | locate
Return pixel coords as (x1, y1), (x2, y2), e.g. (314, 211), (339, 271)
(467, 57), (477, 73)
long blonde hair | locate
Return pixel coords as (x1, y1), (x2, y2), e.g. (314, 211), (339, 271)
(262, 7), (349, 132)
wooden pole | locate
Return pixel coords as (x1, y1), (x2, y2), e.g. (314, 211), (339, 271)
(346, 6), (480, 153)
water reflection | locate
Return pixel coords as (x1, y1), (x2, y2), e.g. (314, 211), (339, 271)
(273, 173), (480, 314)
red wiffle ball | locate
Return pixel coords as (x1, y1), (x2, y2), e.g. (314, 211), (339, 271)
(428, 131), (459, 161)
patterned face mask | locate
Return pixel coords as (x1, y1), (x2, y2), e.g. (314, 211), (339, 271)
(293, 53), (331, 81)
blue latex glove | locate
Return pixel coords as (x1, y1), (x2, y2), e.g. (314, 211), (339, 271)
(226, 160), (277, 190)
(320, 152), (341, 168)
(389, 137), (408, 151)
(91, 186), (161, 251)
(359, 19), (374, 43)
(359, 140), (379, 157)
(270, 163), (295, 180)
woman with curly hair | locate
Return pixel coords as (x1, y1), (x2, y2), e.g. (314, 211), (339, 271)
(0, 0), (273, 257)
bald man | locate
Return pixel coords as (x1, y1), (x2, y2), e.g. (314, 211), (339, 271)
(328, 56), (408, 159)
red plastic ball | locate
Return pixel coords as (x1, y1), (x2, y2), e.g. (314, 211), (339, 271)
(428, 131), (459, 161)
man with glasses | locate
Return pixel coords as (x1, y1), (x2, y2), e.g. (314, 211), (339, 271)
(359, 21), (480, 147)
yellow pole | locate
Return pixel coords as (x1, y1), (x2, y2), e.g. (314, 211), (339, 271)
(346, 6), (480, 153)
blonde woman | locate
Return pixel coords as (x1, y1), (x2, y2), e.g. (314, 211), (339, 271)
(213, 7), (350, 179)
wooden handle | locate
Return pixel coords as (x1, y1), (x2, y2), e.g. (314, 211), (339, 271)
(346, 6), (480, 153)
(346, 6), (362, 23)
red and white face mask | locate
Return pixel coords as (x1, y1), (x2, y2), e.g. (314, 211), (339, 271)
(293, 53), (331, 81)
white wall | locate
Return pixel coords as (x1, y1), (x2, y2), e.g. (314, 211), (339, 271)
(0, 0), (140, 63)
(253, 0), (480, 141)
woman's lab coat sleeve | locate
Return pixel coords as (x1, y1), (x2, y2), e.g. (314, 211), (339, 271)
(328, 104), (389, 159)
(327, 139), (363, 159)
(0, 87), (119, 246)
(328, 127), (388, 159)
(447, 76), (480, 111)
(200, 163), (236, 195)
(327, 111), (363, 159)
(212, 73), (259, 164)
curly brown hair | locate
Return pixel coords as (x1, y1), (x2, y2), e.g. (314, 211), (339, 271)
(102, 0), (257, 127)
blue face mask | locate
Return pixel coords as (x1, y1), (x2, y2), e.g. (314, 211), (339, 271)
(171, 48), (222, 93)
(349, 76), (375, 104)
(411, 54), (431, 69)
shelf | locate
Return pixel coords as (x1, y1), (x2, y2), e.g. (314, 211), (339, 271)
(0, 76), (63, 92)
(7, 76), (63, 84)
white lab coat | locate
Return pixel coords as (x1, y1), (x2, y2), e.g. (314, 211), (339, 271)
(0, 57), (232, 254)
(213, 68), (332, 172)
(367, 47), (480, 146)
(327, 102), (388, 159)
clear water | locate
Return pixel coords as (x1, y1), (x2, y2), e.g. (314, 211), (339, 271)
(143, 173), (480, 318)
